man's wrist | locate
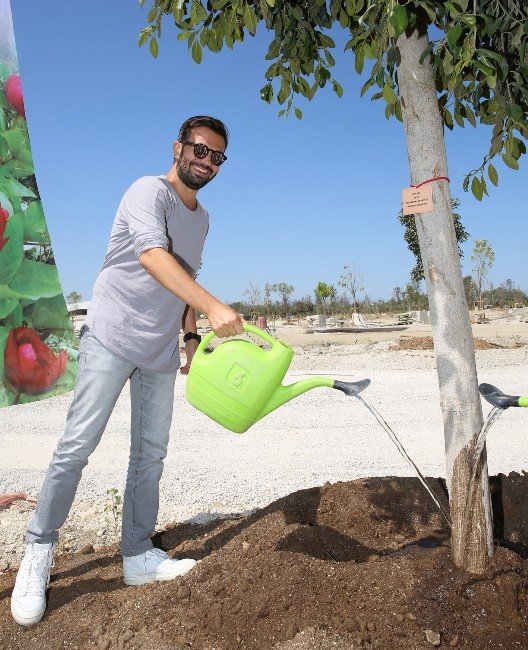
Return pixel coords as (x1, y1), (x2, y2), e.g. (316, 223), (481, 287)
(183, 331), (201, 344)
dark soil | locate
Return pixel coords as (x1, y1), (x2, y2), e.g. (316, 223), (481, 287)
(1, 475), (527, 650)
(394, 337), (508, 351)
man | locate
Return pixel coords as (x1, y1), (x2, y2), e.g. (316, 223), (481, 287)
(11, 115), (243, 626)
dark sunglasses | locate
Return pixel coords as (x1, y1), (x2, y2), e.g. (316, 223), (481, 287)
(182, 141), (227, 166)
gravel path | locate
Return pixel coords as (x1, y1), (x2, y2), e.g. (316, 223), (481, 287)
(1, 341), (527, 571)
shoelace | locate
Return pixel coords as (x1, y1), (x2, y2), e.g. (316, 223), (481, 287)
(17, 551), (54, 595)
(145, 548), (168, 560)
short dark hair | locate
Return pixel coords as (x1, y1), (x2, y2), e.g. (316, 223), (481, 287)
(178, 116), (229, 149)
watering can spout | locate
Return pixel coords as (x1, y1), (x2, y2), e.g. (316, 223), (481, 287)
(255, 377), (372, 423)
(256, 377), (334, 423)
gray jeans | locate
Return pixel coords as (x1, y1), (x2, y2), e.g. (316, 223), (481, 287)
(26, 328), (177, 557)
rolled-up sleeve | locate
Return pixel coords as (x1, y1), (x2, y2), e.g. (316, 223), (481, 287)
(124, 178), (169, 258)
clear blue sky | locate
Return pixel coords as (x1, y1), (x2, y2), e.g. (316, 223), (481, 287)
(10, 1), (528, 304)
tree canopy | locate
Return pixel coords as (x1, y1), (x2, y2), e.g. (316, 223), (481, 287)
(140, 0), (527, 199)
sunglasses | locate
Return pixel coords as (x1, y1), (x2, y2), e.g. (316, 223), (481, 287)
(182, 141), (227, 166)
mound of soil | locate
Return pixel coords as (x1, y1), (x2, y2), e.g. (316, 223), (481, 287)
(1, 476), (527, 650)
(394, 337), (505, 351)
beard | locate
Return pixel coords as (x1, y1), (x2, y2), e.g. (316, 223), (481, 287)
(176, 155), (217, 190)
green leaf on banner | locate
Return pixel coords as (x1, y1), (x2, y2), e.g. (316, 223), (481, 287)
(0, 175), (36, 199)
(26, 295), (70, 330)
(0, 61), (16, 84)
(0, 134), (9, 160)
(0, 285), (20, 319)
(0, 188), (13, 215)
(0, 210), (24, 285)
(4, 128), (25, 158)
(0, 325), (9, 377)
(9, 258), (62, 300)
(2, 158), (34, 178)
(22, 201), (49, 244)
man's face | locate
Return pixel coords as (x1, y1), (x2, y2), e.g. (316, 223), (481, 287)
(174, 126), (226, 191)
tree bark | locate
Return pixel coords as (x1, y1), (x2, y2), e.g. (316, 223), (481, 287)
(396, 26), (493, 572)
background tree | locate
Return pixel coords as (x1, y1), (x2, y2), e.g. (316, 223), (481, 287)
(462, 275), (476, 309)
(264, 282), (272, 318)
(314, 281), (335, 315)
(271, 282), (294, 320)
(243, 277), (262, 320)
(65, 291), (82, 328)
(403, 279), (428, 312)
(471, 239), (495, 308)
(338, 263), (364, 314)
(393, 286), (404, 305)
(399, 199), (469, 283)
(141, 0), (528, 573)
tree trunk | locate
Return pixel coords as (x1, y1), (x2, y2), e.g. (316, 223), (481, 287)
(396, 26), (493, 572)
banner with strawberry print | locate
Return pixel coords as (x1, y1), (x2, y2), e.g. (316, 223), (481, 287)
(0, 0), (77, 406)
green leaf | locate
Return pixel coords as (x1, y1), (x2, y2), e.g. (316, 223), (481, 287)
(0, 133), (8, 159)
(355, 49), (365, 74)
(9, 258), (62, 300)
(243, 3), (258, 35)
(471, 176), (483, 201)
(502, 153), (519, 170)
(192, 40), (203, 63)
(319, 35), (335, 49)
(277, 79), (290, 104)
(22, 200), (49, 244)
(150, 37), (159, 58)
(260, 82), (273, 103)
(0, 285), (19, 319)
(447, 24), (462, 47)
(294, 107), (303, 120)
(265, 0), (275, 7)
(0, 208), (24, 285)
(0, 175), (36, 199)
(3, 128), (26, 159)
(487, 163), (498, 186)
(26, 295), (70, 330)
(506, 103), (523, 121)
(382, 82), (398, 105)
(177, 30), (193, 40)
(2, 158), (34, 178)
(389, 4), (408, 38)
(265, 38), (281, 60)
(332, 81), (343, 98)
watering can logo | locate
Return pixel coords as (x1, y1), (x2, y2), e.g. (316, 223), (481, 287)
(226, 363), (250, 391)
(186, 323), (369, 433)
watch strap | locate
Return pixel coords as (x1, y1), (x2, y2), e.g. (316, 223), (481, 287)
(183, 331), (202, 343)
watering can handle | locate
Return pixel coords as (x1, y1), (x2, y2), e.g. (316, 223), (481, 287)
(196, 322), (280, 354)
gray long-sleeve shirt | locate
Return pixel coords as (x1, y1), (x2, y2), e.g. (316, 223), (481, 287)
(85, 175), (209, 372)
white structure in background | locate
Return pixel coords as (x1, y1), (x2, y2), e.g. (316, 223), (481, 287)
(413, 310), (431, 323)
(67, 301), (90, 334)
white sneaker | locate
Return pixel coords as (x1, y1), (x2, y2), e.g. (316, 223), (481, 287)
(11, 542), (55, 626)
(123, 548), (197, 586)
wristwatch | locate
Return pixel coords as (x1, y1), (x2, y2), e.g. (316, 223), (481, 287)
(183, 331), (202, 344)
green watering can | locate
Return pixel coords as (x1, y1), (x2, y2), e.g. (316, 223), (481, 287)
(186, 323), (370, 433)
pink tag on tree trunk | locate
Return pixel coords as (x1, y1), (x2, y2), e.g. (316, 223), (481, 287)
(402, 185), (433, 215)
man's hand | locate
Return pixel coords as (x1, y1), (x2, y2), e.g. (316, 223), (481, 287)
(206, 302), (244, 338)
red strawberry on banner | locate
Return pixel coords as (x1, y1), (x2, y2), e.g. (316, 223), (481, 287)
(4, 327), (67, 395)
(5, 73), (25, 118)
(0, 206), (9, 251)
